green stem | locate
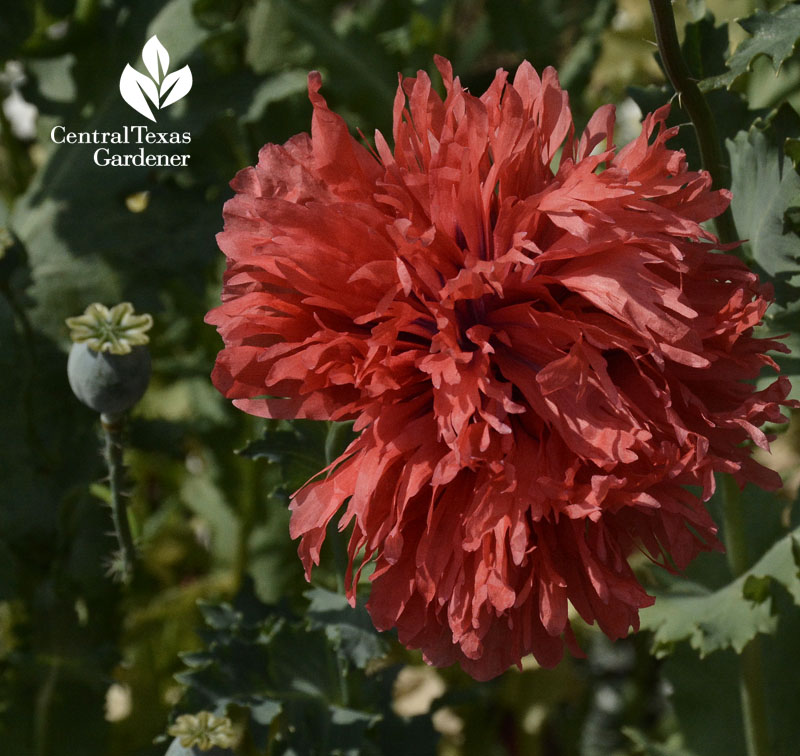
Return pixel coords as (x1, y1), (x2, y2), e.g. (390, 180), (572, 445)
(648, 0), (738, 245)
(102, 413), (136, 583)
(720, 475), (772, 756)
(720, 475), (749, 576)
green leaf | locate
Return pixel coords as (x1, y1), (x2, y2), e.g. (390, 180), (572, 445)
(702, 3), (800, 91)
(640, 524), (800, 657)
(247, 698), (282, 750)
(306, 587), (388, 669)
(238, 420), (340, 493)
(727, 125), (800, 310)
(660, 646), (746, 756)
(274, 0), (396, 115)
(175, 583), (438, 756)
(681, 12), (729, 81)
(180, 474), (239, 564)
(660, 593), (800, 756)
(197, 601), (242, 631)
(238, 428), (324, 467)
(327, 705), (380, 751)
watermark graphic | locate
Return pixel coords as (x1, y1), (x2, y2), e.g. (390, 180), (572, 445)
(119, 36), (192, 122)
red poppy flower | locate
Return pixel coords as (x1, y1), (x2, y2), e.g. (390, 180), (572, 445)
(206, 56), (794, 680)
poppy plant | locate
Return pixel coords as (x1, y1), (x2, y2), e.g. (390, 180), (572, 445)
(207, 57), (793, 680)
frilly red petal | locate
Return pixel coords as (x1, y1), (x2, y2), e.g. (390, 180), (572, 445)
(206, 57), (798, 681)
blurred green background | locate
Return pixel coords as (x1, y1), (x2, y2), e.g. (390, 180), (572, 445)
(1, 1), (799, 755)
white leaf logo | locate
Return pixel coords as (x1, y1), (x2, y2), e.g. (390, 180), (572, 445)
(160, 66), (193, 108)
(142, 36), (169, 83)
(119, 35), (192, 121)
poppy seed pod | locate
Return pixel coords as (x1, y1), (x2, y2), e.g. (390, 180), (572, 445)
(67, 342), (151, 417)
(66, 302), (153, 418)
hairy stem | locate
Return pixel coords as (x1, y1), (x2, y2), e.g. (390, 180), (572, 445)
(102, 413), (136, 582)
(720, 475), (772, 756)
(648, 0), (738, 244)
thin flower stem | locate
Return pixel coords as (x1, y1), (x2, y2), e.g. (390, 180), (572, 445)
(102, 414), (136, 582)
(720, 475), (772, 756)
(720, 474), (749, 577)
(648, 0), (739, 245)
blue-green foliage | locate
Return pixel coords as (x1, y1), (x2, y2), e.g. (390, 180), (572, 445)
(170, 584), (436, 755)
